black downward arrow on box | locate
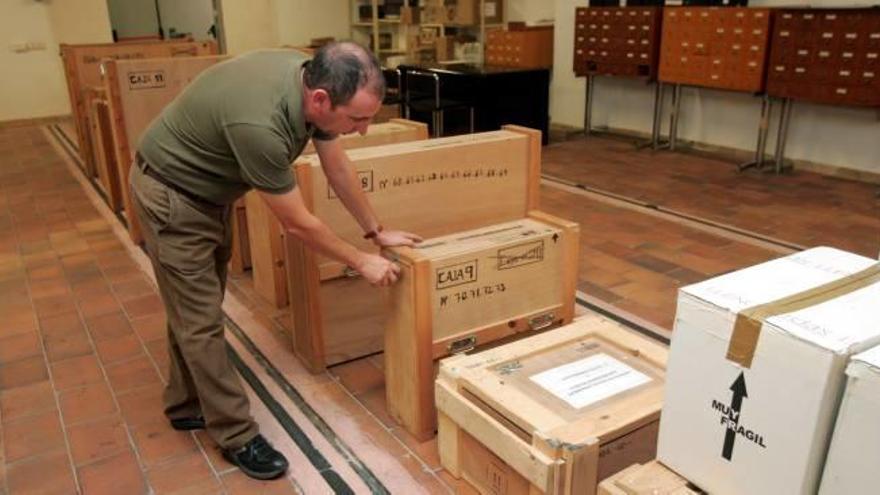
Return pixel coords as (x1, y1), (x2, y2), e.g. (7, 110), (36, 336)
(722, 371), (748, 461)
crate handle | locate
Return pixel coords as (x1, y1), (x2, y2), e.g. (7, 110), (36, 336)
(528, 312), (556, 331)
(448, 336), (477, 354)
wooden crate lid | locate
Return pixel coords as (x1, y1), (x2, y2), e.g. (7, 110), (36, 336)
(438, 314), (667, 445)
(402, 217), (561, 261)
(295, 129), (525, 166)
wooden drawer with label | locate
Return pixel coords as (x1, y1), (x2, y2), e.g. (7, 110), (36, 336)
(384, 212), (579, 440)
(574, 7), (661, 79)
(437, 314), (667, 495)
(767, 8), (880, 107)
(659, 7), (771, 92)
(486, 26), (554, 69)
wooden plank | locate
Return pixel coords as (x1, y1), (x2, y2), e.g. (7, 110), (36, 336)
(385, 256), (434, 439)
(245, 191), (288, 307)
(284, 164), (326, 373)
(247, 119), (426, 308)
(286, 128), (542, 371)
(102, 54), (227, 244)
(60, 40), (218, 181)
(89, 93), (124, 212)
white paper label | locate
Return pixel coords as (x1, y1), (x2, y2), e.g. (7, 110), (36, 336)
(529, 354), (651, 409)
(484, 2), (496, 17)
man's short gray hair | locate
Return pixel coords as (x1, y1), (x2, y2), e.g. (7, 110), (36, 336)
(303, 41), (386, 107)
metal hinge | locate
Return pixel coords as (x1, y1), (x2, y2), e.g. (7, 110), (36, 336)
(497, 360), (523, 375)
(528, 312), (556, 331)
(448, 336), (477, 354)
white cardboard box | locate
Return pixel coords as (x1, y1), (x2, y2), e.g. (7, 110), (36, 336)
(818, 344), (880, 494)
(657, 247), (880, 495)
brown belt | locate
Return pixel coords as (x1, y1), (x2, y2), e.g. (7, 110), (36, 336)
(135, 153), (223, 209)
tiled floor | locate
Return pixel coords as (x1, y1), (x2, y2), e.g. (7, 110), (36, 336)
(0, 125), (300, 494)
(1, 121), (877, 494)
(542, 135), (879, 258)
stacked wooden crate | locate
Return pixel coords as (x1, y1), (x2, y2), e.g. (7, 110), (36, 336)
(59, 40), (218, 180)
(285, 126), (543, 371)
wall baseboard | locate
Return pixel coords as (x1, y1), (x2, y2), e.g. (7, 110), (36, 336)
(0, 115), (71, 130)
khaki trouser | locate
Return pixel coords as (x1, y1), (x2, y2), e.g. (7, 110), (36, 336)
(129, 162), (258, 449)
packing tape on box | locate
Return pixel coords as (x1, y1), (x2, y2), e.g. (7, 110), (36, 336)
(727, 262), (880, 368)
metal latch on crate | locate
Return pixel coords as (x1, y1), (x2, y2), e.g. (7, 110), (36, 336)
(528, 312), (556, 331)
(448, 336), (477, 354)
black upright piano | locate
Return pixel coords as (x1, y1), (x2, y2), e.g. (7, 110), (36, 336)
(397, 63), (551, 145)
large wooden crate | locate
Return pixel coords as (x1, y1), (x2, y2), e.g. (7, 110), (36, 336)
(244, 118), (429, 308)
(102, 54), (228, 245)
(437, 314), (667, 495)
(60, 40), (218, 178)
(285, 126), (543, 372)
(384, 211), (579, 440)
(598, 461), (703, 495)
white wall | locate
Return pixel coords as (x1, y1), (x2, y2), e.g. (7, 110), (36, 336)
(218, 0), (348, 54)
(273, 0), (349, 47)
(551, 0), (880, 176)
(0, 0), (111, 122)
(219, 0), (279, 54)
(507, 0), (555, 24)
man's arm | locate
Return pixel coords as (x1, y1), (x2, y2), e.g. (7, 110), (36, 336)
(258, 187), (399, 286)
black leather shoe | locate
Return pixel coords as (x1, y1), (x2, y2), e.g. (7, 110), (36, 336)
(169, 416), (205, 431)
(223, 434), (289, 480)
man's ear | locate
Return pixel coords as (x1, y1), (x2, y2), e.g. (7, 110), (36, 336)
(312, 88), (331, 109)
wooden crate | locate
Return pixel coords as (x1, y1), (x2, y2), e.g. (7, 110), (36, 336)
(384, 211), (579, 440)
(244, 118), (428, 308)
(437, 314), (667, 495)
(286, 126), (543, 372)
(60, 40), (218, 178)
(102, 54), (228, 245)
(598, 461), (703, 495)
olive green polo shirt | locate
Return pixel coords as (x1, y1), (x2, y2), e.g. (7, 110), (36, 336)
(138, 49), (328, 205)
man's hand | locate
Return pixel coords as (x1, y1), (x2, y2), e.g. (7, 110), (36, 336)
(354, 253), (401, 287)
(372, 229), (423, 248)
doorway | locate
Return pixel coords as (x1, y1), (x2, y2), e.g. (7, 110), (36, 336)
(106, 0), (225, 52)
